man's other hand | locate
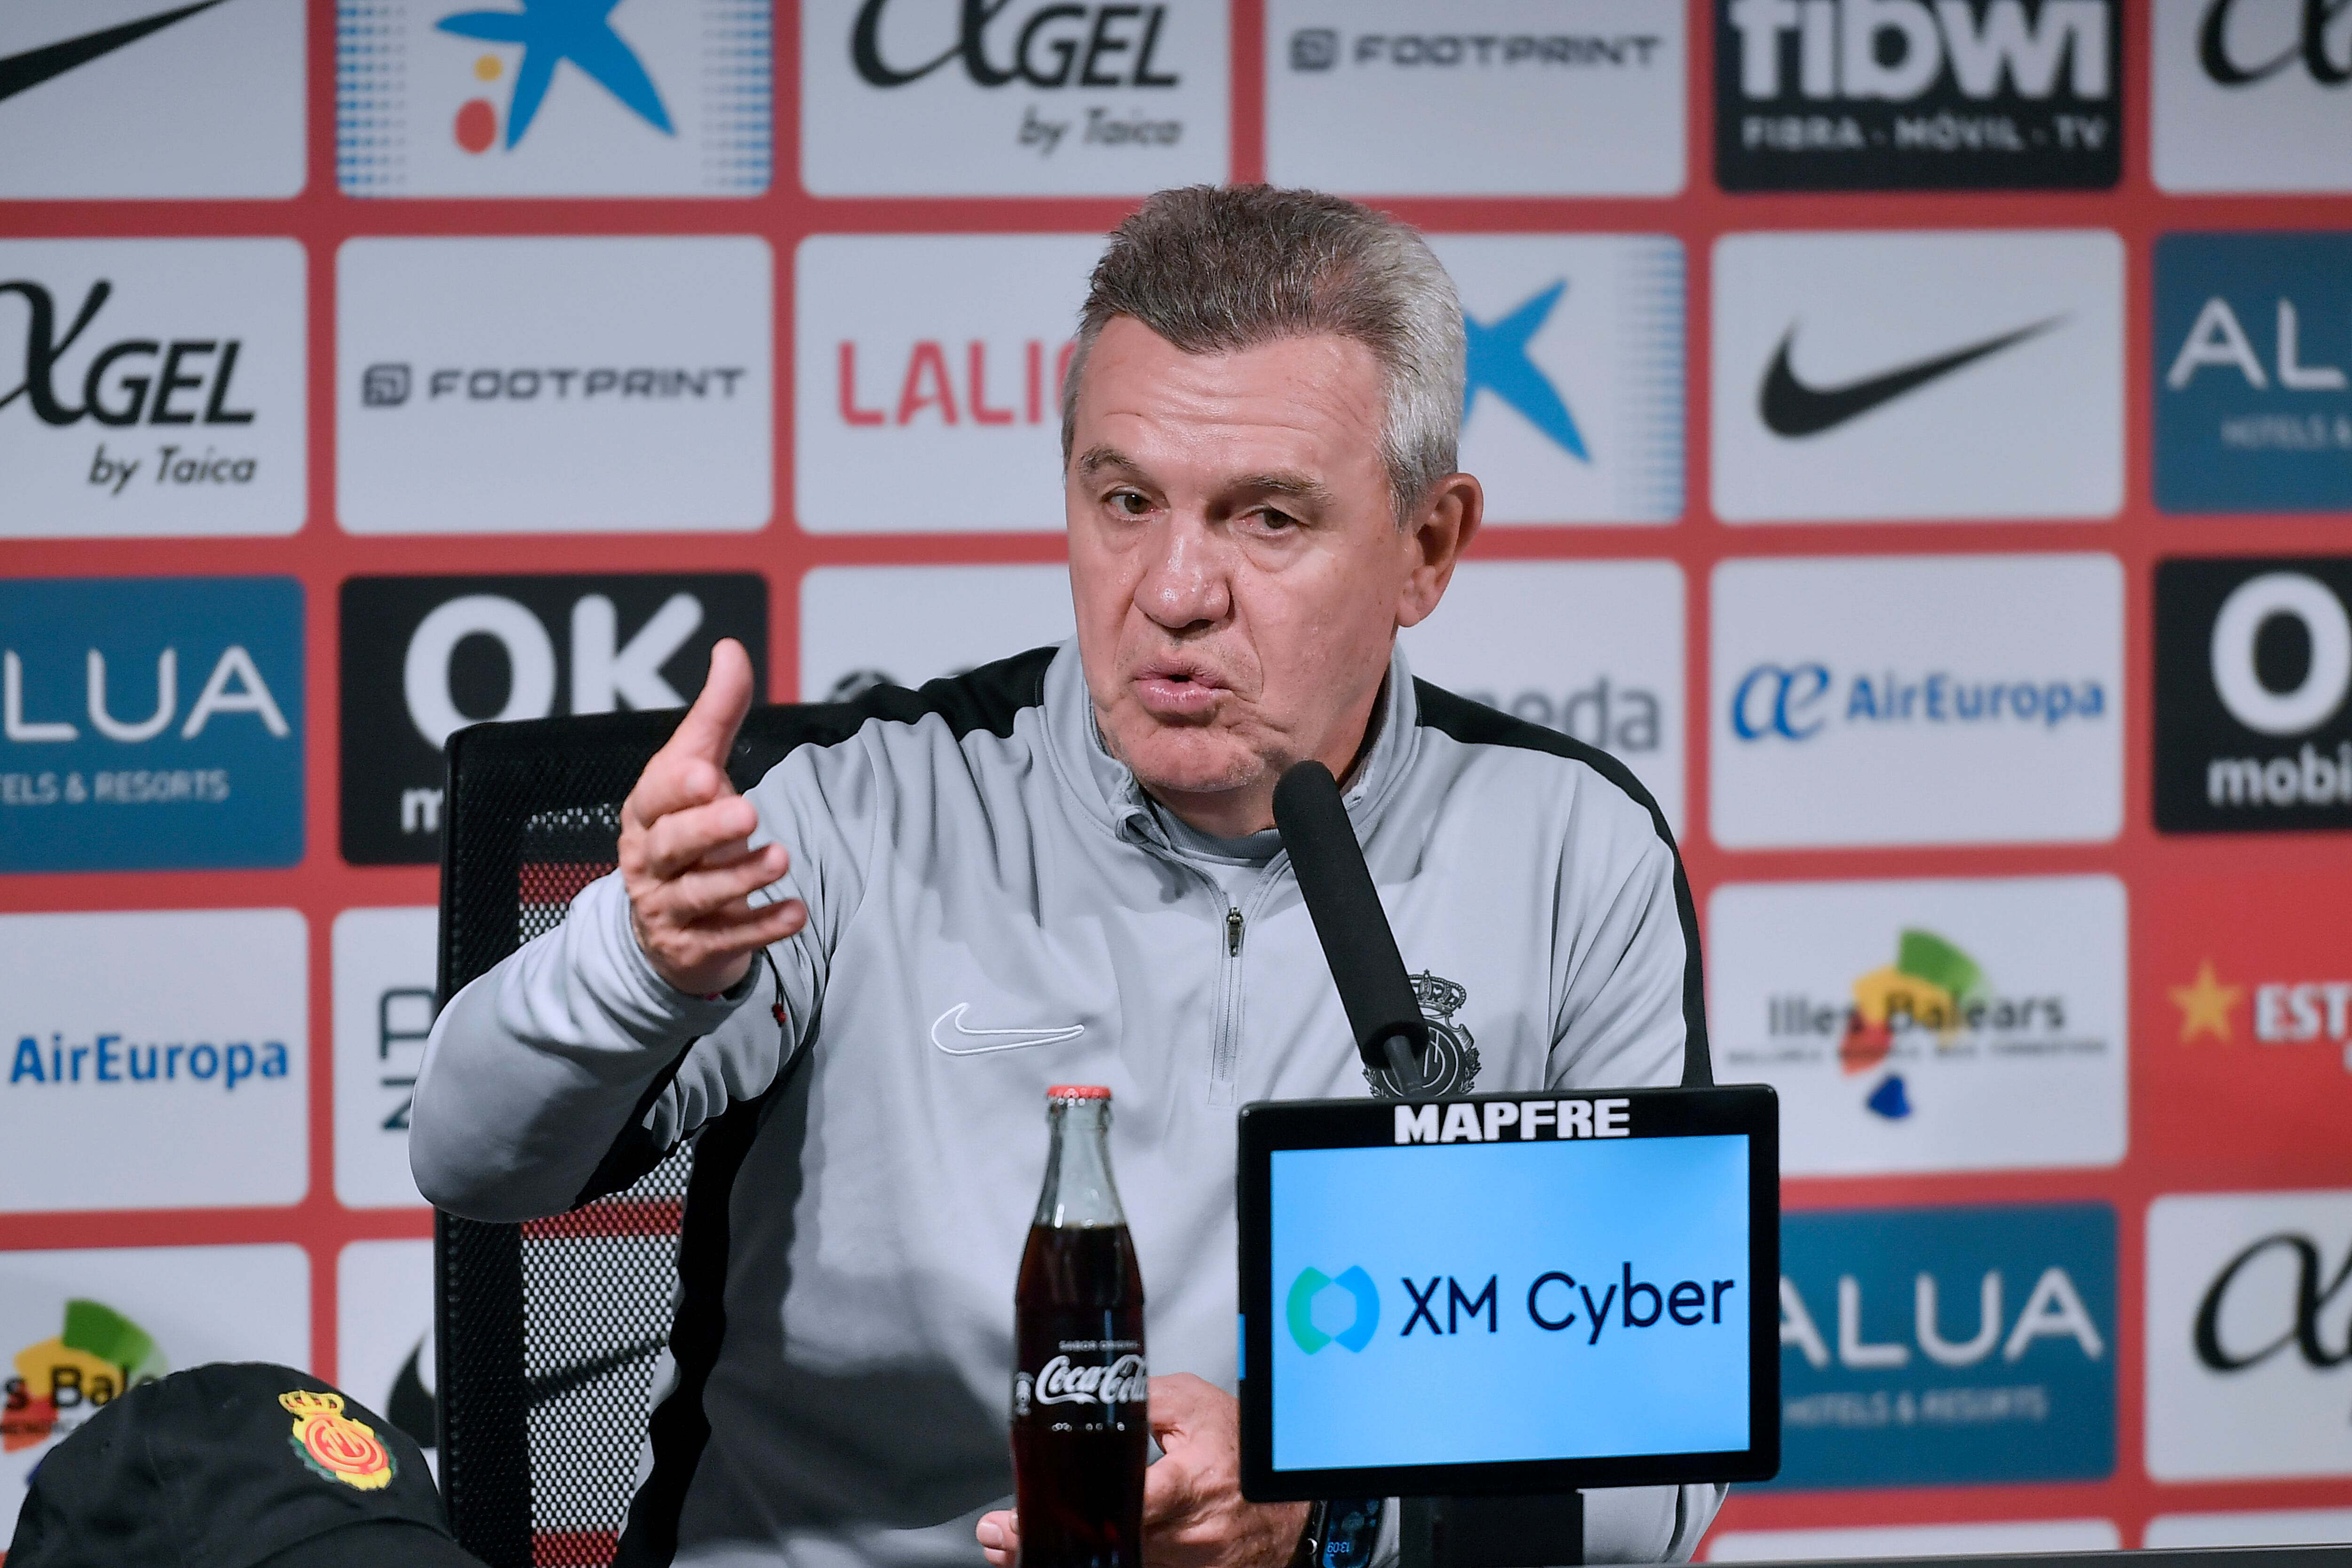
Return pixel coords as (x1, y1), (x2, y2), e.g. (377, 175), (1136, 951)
(618, 637), (805, 996)
(976, 1374), (1310, 1568)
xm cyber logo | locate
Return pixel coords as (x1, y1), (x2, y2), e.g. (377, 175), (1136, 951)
(2156, 234), (2352, 511)
(1716, 0), (2120, 190)
(339, 574), (766, 864)
(1364, 973), (1480, 1099)
(2156, 559), (2352, 832)
(1287, 1266), (1381, 1354)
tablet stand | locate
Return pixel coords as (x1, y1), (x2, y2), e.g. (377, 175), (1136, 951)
(1400, 1494), (1583, 1568)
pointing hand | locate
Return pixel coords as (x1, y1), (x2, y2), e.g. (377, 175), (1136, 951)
(618, 638), (805, 996)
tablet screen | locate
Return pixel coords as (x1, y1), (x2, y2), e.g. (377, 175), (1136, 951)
(1239, 1088), (1778, 1499)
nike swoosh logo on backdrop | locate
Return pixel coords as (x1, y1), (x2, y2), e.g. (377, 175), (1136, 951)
(930, 1003), (1086, 1056)
(1758, 316), (2064, 438)
(0, 0), (229, 106)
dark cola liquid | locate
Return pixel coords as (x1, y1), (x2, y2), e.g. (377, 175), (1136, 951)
(1013, 1223), (1146, 1568)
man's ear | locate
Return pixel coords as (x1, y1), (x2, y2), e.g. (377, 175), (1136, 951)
(1396, 474), (1482, 630)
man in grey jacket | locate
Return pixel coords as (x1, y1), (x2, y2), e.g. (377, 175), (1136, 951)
(412, 186), (1721, 1568)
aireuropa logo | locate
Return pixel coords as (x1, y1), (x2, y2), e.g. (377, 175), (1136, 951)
(1711, 231), (2122, 523)
(802, 0), (1227, 195)
(2155, 558), (2352, 833)
(2148, 1190), (2352, 1481)
(0, 1244), (308, 1520)
(2155, 234), (2352, 513)
(333, 909), (437, 1209)
(1711, 875), (2126, 1176)
(0, 576), (302, 871)
(0, 0), (304, 199)
(1776, 1203), (2114, 1488)
(1264, 0), (1684, 196)
(0, 239), (305, 539)
(1716, 0), (2120, 191)
(340, 574), (767, 865)
(2154, 0), (2352, 192)
(1, 908), (307, 1214)
(336, 237), (771, 534)
(1287, 1266), (1381, 1354)
(1711, 554), (2123, 848)
(1401, 560), (1685, 831)
(795, 235), (1097, 535)
(1426, 237), (1684, 525)
(337, 0), (770, 195)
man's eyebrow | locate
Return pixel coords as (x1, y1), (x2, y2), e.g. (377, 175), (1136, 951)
(1075, 445), (1142, 478)
(1232, 470), (1333, 504)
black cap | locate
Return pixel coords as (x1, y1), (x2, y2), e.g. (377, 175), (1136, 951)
(7, 1361), (485, 1568)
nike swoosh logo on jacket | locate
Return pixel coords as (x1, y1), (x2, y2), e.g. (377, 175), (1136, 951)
(412, 640), (1723, 1566)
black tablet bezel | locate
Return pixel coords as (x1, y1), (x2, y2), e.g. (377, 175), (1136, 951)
(1236, 1084), (1780, 1502)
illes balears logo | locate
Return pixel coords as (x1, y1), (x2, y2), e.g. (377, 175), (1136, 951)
(434, 0), (673, 155)
(3, 1299), (167, 1454)
(1287, 1266), (1381, 1354)
(1765, 928), (2065, 1122)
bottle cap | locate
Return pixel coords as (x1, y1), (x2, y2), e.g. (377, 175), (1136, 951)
(1046, 1084), (1112, 1100)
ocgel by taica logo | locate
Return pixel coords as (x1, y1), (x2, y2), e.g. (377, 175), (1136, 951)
(1287, 1266), (1380, 1354)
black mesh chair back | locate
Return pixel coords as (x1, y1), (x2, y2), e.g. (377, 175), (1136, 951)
(433, 704), (815, 1568)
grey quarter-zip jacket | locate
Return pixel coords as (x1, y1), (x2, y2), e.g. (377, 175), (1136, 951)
(412, 639), (1724, 1568)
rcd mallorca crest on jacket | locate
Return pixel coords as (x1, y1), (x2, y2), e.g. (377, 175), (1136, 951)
(1367, 972), (1481, 1098)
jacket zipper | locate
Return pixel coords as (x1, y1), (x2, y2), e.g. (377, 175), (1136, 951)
(1209, 898), (1246, 1106)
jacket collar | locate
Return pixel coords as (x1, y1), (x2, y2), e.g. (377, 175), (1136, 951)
(1039, 638), (1423, 856)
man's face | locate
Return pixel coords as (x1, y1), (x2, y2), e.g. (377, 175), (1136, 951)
(1065, 316), (1476, 832)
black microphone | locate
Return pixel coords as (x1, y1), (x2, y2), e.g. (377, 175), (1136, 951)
(1272, 760), (1429, 1092)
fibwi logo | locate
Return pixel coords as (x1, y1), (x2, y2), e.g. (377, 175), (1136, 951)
(1428, 237), (1684, 526)
(338, 0), (771, 195)
(0, 577), (302, 871)
(1287, 1266), (1381, 1354)
(3, 1300), (166, 1456)
(1775, 1204), (2114, 1488)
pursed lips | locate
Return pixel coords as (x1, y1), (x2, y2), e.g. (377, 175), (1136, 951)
(1131, 657), (1228, 720)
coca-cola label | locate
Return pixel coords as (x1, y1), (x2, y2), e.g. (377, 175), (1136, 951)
(1014, 1346), (1146, 1417)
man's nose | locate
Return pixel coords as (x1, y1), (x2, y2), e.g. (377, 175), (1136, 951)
(1134, 517), (1232, 632)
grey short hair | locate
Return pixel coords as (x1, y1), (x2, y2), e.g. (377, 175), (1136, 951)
(1062, 185), (1466, 528)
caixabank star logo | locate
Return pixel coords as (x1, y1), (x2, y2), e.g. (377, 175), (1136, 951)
(338, 0), (771, 195)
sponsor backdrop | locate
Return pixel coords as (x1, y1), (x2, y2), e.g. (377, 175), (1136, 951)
(2, 0), (2349, 1556)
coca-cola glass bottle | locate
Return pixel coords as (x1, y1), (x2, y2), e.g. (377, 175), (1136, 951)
(1012, 1085), (1147, 1568)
